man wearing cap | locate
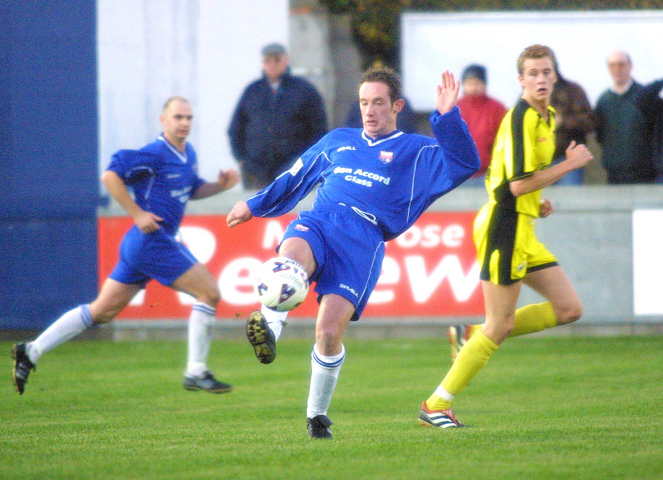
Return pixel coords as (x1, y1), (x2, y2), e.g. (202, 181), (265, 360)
(457, 64), (507, 186)
(229, 43), (328, 189)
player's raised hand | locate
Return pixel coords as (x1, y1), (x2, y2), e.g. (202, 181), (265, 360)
(227, 201), (253, 228)
(565, 140), (593, 169)
(435, 71), (461, 115)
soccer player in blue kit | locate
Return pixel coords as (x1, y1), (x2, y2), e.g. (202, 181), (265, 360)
(227, 67), (481, 438)
(12, 97), (240, 395)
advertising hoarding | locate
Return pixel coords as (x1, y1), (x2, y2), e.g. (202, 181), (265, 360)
(99, 213), (484, 319)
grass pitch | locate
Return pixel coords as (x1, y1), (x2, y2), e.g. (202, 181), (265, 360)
(2, 335), (662, 480)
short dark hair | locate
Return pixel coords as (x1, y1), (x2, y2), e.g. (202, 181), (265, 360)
(517, 44), (557, 75)
(359, 66), (402, 104)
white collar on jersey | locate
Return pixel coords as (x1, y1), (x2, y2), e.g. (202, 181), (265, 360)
(158, 135), (188, 163)
(361, 129), (404, 147)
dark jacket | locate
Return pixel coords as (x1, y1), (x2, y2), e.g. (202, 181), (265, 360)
(635, 79), (663, 177)
(595, 82), (657, 184)
(228, 70), (327, 185)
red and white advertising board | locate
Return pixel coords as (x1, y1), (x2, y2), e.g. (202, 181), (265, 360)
(98, 213), (484, 320)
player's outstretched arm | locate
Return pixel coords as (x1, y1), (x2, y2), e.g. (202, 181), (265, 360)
(227, 201), (253, 228)
(510, 141), (594, 197)
(435, 71), (461, 116)
(218, 168), (241, 191)
(192, 169), (240, 199)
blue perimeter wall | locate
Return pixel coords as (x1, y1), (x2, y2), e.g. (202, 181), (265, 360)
(0, 0), (99, 329)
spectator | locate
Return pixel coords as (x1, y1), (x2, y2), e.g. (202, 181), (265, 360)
(635, 79), (663, 183)
(228, 43), (328, 189)
(595, 51), (657, 184)
(456, 64), (507, 187)
(550, 67), (595, 185)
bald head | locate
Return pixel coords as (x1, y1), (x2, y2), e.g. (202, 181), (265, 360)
(607, 50), (633, 90)
(160, 96), (193, 150)
(163, 96), (189, 113)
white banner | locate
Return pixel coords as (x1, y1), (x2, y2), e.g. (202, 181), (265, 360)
(633, 210), (663, 315)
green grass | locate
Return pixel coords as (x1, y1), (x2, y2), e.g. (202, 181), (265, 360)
(2, 336), (662, 480)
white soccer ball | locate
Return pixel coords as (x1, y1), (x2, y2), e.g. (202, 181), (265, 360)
(254, 257), (309, 312)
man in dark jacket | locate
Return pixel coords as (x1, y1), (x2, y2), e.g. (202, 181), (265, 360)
(635, 79), (663, 182)
(228, 43), (328, 189)
(595, 51), (657, 184)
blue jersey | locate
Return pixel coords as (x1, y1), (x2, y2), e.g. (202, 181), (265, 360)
(106, 136), (205, 235)
(247, 107), (480, 241)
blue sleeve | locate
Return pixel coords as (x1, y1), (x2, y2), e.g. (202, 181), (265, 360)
(106, 150), (162, 182)
(246, 137), (332, 217)
(428, 107), (481, 192)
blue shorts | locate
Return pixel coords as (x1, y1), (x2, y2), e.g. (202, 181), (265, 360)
(109, 226), (197, 287)
(281, 204), (385, 320)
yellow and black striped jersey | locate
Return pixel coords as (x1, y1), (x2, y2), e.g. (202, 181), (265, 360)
(484, 98), (556, 218)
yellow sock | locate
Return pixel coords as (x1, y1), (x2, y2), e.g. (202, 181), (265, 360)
(468, 324), (482, 337)
(429, 303), (555, 410)
(426, 330), (498, 410)
(461, 302), (556, 343)
(511, 302), (557, 337)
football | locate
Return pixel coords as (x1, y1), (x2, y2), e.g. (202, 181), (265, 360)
(254, 257), (309, 311)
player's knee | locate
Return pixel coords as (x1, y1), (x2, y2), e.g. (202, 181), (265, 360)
(482, 317), (514, 345)
(197, 286), (221, 307)
(556, 301), (583, 325)
(278, 240), (316, 277)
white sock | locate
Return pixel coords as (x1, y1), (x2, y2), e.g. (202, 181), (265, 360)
(306, 343), (346, 418)
(261, 305), (288, 341)
(27, 305), (94, 364)
(186, 302), (215, 377)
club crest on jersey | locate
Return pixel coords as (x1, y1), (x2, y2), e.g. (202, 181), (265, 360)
(379, 151), (394, 164)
